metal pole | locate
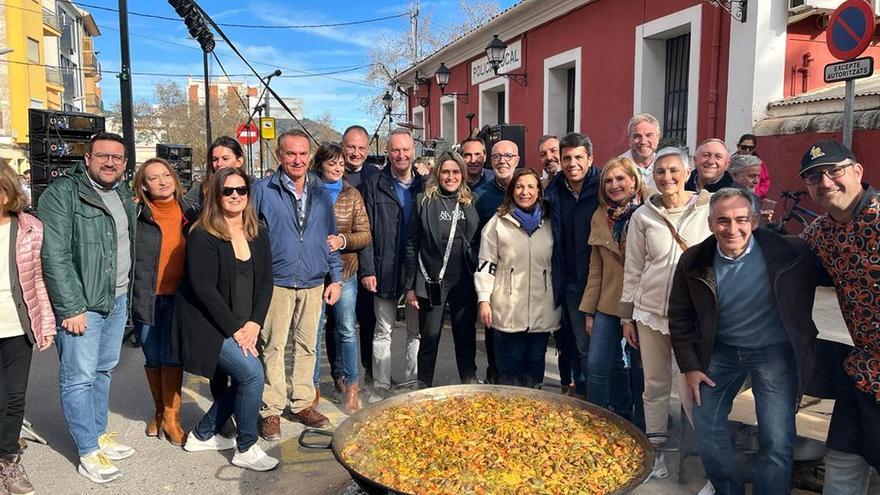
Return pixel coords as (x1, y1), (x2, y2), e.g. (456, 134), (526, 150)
(843, 79), (855, 149)
(118, 0), (135, 176)
(245, 93), (253, 174)
(257, 106), (264, 175)
(203, 51), (212, 157)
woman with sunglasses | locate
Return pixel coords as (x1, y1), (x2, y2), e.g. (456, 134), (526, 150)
(131, 158), (198, 446)
(172, 167), (277, 471)
(732, 134), (771, 199)
(186, 137), (246, 209)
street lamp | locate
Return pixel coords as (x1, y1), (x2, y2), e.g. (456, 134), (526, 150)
(434, 63), (468, 103)
(484, 34), (527, 86)
(382, 90), (394, 133)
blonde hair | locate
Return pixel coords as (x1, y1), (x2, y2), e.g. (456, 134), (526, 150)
(598, 157), (643, 207)
(423, 151), (473, 206)
(133, 158), (184, 207)
(191, 167), (260, 241)
(0, 159), (28, 214)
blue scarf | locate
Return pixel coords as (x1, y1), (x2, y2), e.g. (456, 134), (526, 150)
(323, 179), (343, 204)
(513, 204), (542, 236)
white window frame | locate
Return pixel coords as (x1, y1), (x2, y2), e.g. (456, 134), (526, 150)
(439, 95), (457, 145)
(633, 5), (701, 153)
(478, 76), (509, 129)
(543, 47), (582, 136)
(411, 105), (425, 142)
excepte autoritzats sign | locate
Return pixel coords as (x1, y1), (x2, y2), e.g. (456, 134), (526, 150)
(471, 40), (522, 86)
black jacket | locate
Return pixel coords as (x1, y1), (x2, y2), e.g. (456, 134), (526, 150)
(668, 228), (832, 396)
(404, 191), (479, 298)
(684, 171), (742, 193)
(360, 166), (425, 299)
(131, 198), (198, 325)
(171, 226), (273, 378)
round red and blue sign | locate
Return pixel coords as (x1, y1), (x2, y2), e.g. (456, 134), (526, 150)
(827, 0), (876, 61)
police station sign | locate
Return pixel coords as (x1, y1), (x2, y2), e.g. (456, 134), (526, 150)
(471, 40), (522, 85)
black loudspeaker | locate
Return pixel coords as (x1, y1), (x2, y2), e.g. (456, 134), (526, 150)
(477, 124), (526, 164)
(27, 109), (106, 199)
(156, 144), (194, 189)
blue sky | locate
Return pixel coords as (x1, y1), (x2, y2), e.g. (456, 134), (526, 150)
(88, 0), (517, 132)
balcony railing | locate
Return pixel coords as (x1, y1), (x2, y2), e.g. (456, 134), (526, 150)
(42, 8), (62, 35)
(45, 66), (63, 86)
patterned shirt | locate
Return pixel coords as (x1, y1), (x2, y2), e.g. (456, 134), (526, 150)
(802, 186), (880, 402)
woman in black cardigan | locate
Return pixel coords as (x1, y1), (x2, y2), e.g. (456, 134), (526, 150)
(171, 167), (277, 471)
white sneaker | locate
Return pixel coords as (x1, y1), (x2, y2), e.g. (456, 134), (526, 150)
(183, 431), (236, 452)
(77, 452), (121, 484)
(650, 453), (669, 479)
(231, 444), (279, 472)
(697, 480), (716, 495)
(98, 432), (135, 461)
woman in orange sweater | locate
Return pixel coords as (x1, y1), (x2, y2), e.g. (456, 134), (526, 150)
(132, 158), (197, 445)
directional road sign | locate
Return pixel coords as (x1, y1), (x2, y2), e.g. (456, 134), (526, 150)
(236, 122), (259, 145)
(825, 56), (874, 83)
(827, 0), (876, 61)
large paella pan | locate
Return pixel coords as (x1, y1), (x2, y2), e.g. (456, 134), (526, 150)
(300, 385), (653, 495)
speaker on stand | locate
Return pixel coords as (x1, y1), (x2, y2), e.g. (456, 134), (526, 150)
(156, 144), (193, 190)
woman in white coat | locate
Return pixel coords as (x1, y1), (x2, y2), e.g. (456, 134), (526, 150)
(475, 168), (561, 388)
(618, 147), (712, 479)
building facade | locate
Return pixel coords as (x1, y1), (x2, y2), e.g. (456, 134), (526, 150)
(1, 0), (102, 172)
(397, 0), (880, 199)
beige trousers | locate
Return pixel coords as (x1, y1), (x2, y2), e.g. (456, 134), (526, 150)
(636, 321), (693, 443)
(260, 284), (324, 416)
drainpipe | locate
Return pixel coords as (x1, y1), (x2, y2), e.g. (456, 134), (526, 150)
(706, 4), (723, 138)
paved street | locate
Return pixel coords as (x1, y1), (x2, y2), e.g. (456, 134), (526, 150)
(16, 288), (877, 494)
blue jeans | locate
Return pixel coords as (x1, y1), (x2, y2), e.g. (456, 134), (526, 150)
(586, 311), (631, 414)
(493, 331), (550, 388)
(55, 295), (128, 457)
(563, 283), (588, 395)
(314, 278), (359, 386)
(693, 343), (798, 495)
(136, 295), (179, 368)
(195, 337), (264, 453)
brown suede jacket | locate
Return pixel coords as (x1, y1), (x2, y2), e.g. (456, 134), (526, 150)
(334, 184), (371, 280)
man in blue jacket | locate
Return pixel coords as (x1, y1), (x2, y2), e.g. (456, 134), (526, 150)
(253, 129), (342, 436)
(545, 132), (600, 398)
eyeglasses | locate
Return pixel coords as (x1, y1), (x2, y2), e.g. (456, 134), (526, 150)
(490, 153), (518, 162)
(737, 144), (755, 151)
(90, 152), (126, 165)
(221, 186), (249, 197)
(802, 163), (853, 185)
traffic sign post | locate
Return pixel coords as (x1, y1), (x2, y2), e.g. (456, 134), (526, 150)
(236, 122), (259, 146)
(825, 0), (876, 149)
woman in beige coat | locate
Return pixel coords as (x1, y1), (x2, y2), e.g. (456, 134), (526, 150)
(579, 157), (646, 422)
(619, 147), (712, 479)
(475, 168), (561, 388)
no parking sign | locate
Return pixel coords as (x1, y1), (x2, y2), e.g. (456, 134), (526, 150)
(827, 0), (876, 61)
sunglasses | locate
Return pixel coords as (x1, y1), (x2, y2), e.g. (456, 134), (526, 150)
(738, 144), (755, 151)
(221, 186), (249, 197)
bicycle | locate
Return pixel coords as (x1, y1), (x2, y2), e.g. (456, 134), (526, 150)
(765, 190), (820, 234)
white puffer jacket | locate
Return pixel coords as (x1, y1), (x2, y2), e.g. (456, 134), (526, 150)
(475, 213), (561, 333)
(618, 190), (712, 322)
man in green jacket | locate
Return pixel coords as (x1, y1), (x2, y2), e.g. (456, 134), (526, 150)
(39, 132), (136, 484)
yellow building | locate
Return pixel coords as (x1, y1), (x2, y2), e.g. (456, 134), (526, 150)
(0, 0), (63, 171)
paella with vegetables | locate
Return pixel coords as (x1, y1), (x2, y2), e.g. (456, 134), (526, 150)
(340, 394), (648, 495)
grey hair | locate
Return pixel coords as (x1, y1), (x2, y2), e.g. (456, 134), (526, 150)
(728, 154), (762, 175)
(386, 127), (413, 144)
(709, 187), (760, 218)
(653, 146), (691, 171)
(627, 113), (662, 136)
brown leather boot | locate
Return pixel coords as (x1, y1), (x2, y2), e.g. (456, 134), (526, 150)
(160, 366), (187, 446)
(1, 454), (34, 495)
(311, 388), (321, 408)
(344, 382), (360, 414)
(145, 366), (163, 437)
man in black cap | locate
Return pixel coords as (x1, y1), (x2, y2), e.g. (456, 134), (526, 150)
(797, 140), (880, 494)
